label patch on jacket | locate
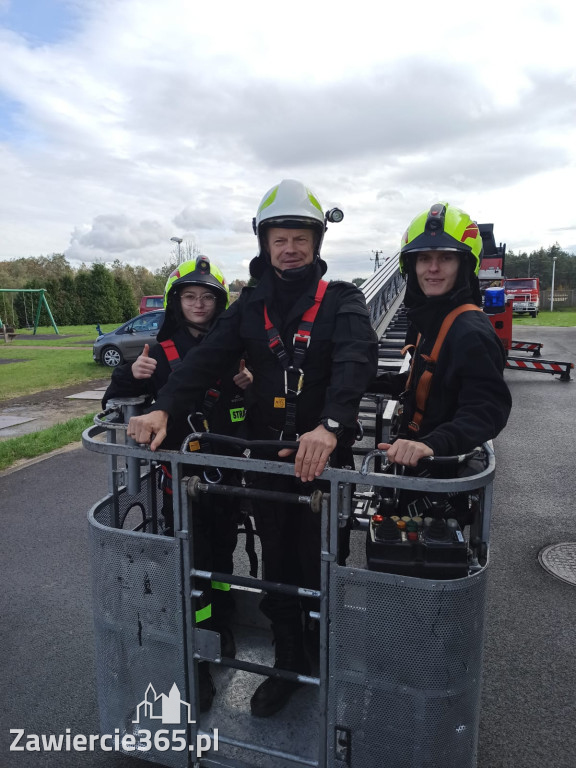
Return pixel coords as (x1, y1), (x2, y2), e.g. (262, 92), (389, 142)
(229, 408), (246, 423)
(274, 397), (286, 409)
(188, 440), (201, 452)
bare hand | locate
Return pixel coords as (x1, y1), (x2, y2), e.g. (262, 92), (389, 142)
(127, 411), (168, 451)
(132, 344), (157, 380)
(378, 439), (433, 467)
(233, 359), (253, 390)
(278, 424), (337, 482)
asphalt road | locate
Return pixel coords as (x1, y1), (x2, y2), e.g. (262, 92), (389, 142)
(0, 325), (574, 768)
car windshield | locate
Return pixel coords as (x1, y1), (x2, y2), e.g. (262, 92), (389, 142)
(129, 315), (161, 332)
(505, 279), (537, 291)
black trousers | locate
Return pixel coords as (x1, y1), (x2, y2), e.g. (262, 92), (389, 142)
(162, 490), (239, 626)
(251, 471), (353, 626)
(246, 432), (355, 627)
(251, 473), (321, 626)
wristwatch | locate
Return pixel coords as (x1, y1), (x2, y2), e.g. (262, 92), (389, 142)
(320, 417), (344, 438)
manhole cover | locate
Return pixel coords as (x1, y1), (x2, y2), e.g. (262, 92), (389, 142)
(538, 543), (576, 586)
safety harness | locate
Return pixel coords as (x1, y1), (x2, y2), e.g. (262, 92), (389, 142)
(263, 279), (329, 439)
(404, 304), (482, 434)
(158, 339), (223, 494)
(160, 339), (223, 430)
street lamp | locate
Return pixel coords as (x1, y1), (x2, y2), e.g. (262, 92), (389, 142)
(170, 236), (183, 264)
(550, 256), (557, 312)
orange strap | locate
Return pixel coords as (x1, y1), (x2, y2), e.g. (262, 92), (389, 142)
(408, 304), (482, 433)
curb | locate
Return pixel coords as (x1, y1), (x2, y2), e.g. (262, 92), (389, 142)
(0, 441), (84, 477)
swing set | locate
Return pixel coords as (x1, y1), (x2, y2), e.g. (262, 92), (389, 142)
(0, 288), (59, 341)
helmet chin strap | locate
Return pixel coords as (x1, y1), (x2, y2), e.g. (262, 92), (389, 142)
(273, 262), (315, 282)
(185, 318), (211, 335)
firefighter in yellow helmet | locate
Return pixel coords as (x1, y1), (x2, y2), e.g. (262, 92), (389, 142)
(103, 256), (252, 712)
(373, 202), (511, 465)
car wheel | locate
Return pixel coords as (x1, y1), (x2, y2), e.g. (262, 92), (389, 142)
(102, 346), (123, 367)
(530, 311), (538, 318)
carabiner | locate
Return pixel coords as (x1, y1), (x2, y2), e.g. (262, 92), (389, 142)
(203, 468), (223, 484)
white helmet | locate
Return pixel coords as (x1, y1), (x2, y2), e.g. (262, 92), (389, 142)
(250, 179), (343, 278)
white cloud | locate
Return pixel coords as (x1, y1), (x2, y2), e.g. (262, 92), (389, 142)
(173, 207), (224, 231)
(71, 213), (168, 250)
(0, 0), (575, 282)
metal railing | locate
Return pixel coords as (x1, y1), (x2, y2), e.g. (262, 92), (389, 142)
(84, 407), (495, 768)
(359, 252), (405, 336)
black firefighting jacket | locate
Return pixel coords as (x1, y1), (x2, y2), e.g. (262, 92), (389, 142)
(102, 326), (247, 449)
(371, 296), (512, 456)
(152, 269), (379, 441)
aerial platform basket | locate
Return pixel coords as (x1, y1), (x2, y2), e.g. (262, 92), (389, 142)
(83, 405), (495, 768)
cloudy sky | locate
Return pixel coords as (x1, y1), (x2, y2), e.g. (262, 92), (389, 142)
(1, 0), (575, 282)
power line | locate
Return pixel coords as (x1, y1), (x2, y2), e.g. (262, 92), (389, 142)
(370, 250), (384, 272)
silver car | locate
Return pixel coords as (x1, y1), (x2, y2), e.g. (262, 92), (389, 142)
(93, 311), (164, 367)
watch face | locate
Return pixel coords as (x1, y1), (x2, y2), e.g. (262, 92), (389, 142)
(327, 419), (339, 429)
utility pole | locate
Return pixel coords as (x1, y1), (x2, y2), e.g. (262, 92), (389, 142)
(371, 250), (384, 272)
(170, 236), (183, 264)
(550, 257), (557, 311)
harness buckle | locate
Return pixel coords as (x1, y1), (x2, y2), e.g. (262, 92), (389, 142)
(269, 334), (282, 349)
(293, 331), (311, 348)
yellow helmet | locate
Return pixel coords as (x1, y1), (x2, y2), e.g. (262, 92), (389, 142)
(400, 203), (483, 275)
(158, 255), (229, 342)
(163, 255), (229, 309)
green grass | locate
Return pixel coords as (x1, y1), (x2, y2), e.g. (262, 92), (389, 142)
(513, 309), (576, 327)
(0, 346), (110, 401)
(0, 413), (95, 471)
(6, 323), (119, 345)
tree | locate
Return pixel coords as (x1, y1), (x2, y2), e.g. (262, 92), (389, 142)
(0, 254), (73, 289)
(110, 260), (164, 301)
(155, 260), (179, 282)
(182, 241), (201, 262)
(76, 264), (121, 324)
(57, 274), (83, 326)
(114, 274), (137, 321)
(24, 277), (74, 327)
(505, 244), (576, 290)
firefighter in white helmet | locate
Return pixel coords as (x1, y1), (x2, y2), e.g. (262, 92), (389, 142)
(127, 180), (378, 716)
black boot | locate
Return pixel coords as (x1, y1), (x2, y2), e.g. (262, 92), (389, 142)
(197, 662), (216, 712)
(250, 624), (310, 718)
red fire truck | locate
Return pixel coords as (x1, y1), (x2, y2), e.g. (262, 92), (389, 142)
(478, 223), (572, 380)
(504, 277), (540, 318)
